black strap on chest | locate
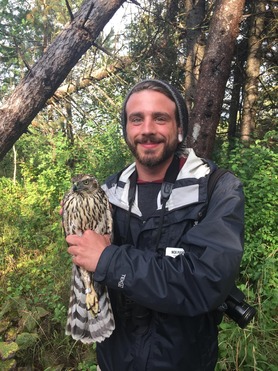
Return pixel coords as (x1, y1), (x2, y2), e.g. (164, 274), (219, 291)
(161, 156), (181, 201)
(125, 158), (230, 248)
(123, 169), (138, 244)
(155, 156), (180, 250)
(125, 156), (180, 248)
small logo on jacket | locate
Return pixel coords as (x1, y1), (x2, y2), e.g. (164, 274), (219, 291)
(118, 274), (126, 288)
(165, 247), (185, 258)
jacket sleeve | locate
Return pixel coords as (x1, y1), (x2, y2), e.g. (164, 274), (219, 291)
(94, 172), (244, 316)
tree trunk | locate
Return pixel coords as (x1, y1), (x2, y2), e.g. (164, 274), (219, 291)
(158, 0), (180, 82)
(0, 0), (126, 161)
(186, 0), (245, 158)
(184, 0), (206, 112)
(228, 39), (247, 143)
(241, 0), (266, 142)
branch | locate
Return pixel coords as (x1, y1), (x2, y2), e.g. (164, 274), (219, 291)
(0, 0), (127, 160)
(81, 1), (95, 29)
(51, 56), (132, 101)
(65, 0), (74, 22)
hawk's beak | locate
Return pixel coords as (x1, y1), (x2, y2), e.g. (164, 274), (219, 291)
(73, 183), (78, 192)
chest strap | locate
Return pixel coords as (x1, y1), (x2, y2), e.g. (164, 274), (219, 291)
(125, 156), (181, 250)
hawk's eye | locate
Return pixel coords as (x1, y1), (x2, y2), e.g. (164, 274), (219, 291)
(83, 180), (89, 185)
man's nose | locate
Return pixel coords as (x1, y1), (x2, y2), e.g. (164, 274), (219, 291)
(141, 117), (156, 134)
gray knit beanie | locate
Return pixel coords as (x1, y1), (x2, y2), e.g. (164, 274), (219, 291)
(121, 79), (188, 145)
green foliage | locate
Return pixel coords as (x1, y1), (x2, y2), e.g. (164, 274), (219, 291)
(125, 0), (185, 84)
(214, 138), (278, 370)
(0, 0), (74, 98)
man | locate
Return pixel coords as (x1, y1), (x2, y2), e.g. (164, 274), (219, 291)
(67, 79), (244, 371)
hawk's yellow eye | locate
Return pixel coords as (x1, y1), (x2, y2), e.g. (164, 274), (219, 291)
(83, 180), (89, 185)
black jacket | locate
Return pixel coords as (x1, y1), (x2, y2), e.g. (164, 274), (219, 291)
(94, 149), (244, 371)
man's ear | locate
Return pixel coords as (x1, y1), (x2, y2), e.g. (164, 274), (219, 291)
(178, 128), (183, 143)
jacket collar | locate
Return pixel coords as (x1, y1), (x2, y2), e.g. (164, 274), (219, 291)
(103, 149), (211, 213)
(120, 149), (209, 183)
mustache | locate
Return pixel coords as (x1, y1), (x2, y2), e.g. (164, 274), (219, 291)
(135, 134), (164, 144)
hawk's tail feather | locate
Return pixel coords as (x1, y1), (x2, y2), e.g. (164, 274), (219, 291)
(66, 265), (115, 343)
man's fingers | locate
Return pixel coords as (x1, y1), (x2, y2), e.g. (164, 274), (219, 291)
(68, 245), (78, 256)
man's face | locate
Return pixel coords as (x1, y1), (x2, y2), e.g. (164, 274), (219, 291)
(125, 90), (180, 168)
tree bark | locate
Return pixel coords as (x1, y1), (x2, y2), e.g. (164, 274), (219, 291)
(228, 39), (247, 144)
(184, 0), (206, 112)
(186, 0), (245, 158)
(0, 0), (126, 161)
(241, 0), (266, 142)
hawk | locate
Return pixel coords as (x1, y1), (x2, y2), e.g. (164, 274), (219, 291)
(62, 174), (115, 343)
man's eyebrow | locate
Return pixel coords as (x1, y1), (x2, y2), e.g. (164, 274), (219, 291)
(152, 112), (171, 117)
(128, 111), (171, 117)
(128, 112), (144, 118)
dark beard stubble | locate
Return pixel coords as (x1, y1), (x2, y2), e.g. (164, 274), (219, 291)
(126, 137), (178, 168)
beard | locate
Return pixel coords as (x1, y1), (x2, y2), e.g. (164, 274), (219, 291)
(126, 134), (178, 168)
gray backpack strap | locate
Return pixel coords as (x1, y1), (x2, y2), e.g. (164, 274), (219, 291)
(207, 168), (231, 203)
(197, 168), (231, 223)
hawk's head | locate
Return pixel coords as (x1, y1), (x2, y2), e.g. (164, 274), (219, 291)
(71, 174), (99, 194)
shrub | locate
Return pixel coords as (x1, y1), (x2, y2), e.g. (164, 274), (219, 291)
(215, 140), (278, 370)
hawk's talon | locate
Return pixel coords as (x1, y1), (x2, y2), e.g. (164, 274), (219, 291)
(85, 288), (99, 316)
